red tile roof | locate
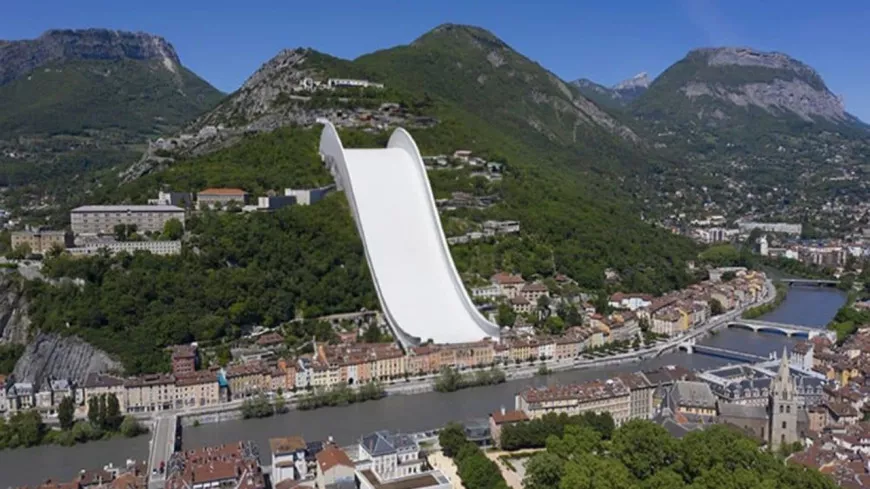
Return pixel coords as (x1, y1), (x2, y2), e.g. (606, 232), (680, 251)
(316, 445), (354, 472)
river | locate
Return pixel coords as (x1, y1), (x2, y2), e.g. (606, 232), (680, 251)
(0, 286), (845, 487)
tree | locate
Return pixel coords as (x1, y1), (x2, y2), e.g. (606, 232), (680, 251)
(709, 298), (724, 316)
(105, 393), (122, 431)
(97, 394), (108, 429)
(119, 415), (146, 437)
(546, 425), (601, 459)
(87, 396), (101, 426)
(524, 452), (565, 489)
(438, 422), (467, 457)
(163, 218), (184, 240)
(721, 271), (737, 282)
(641, 469), (686, 489)
(7, 243), (31, 260)
(537, 295), (552, 319)
(10, 410), (45, 447)
(496, 303), (516, 326)
(610, 420), (678, 480)
(58, 396), (75, 431)
(113, 224), (128, 241)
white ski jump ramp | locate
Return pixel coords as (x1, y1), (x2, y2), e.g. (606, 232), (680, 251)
(319, 122), (500, 346)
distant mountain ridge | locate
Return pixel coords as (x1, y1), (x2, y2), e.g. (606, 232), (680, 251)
(0, 28), (222, 205)
(633, 46), (854, 125)
(571, 72), (650, 109)
(0, 29), (182, 85)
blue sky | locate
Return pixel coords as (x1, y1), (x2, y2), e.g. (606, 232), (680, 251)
(4, 0), (870, 120)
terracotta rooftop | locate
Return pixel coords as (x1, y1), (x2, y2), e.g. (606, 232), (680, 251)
(270, 436), (307, 455)
(491, 272), (524, 285)
(198, 188), (247, 196)
(316, 445), (354, 472)
(490, 409), (528, 425)
(520, 378), (629, 404)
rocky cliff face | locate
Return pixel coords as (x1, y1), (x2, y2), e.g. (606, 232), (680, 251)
(636, 47), (850, 124)
(0, 272), (31, 345)
(12, 332), (121, 385)
(0, 272), (120, 384)
(0, 28), (181, 85)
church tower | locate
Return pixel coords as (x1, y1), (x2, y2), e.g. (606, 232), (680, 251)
(769, 347), (798, 450)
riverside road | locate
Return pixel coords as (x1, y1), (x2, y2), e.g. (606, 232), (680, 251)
(0, 285), (847, 487)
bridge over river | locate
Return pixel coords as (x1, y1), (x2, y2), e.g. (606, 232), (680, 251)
(779, 278), (839, 287)
(727, 319), (836, 340)
(678, 339), (771, 363)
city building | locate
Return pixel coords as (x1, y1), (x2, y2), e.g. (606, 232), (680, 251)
(516, 379), (631, 425)
(124, 374), (175, 413)
(197, 188), (248, 209)
(327, 78), (384, 89)
(81, 374), (126, 413)
(316, 445), (356, 489)
(257, 195), (297, 210)
(148, 191), (193, 208)
(717, 351), (808, 450)
(490, 272), (525, 298)
(737, 221), (802, 236)
(164, 441), (265, 489)
(284, 185), (335, 206)
(171, 345), (198, 376)
(270, 436), (309, 485)
(174, 371), (219, 409)
(70, 205), (185, 235)
(616, 372), (655, 420)
(489, 407), (528, 447)
(356, 431), (451, 489)
(11, 230), (72, 254)
(669, 381), (717, 417)
(69, 239), (181, 256)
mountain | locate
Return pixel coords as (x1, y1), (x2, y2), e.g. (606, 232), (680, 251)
(355, 24), (639, 146)
(571, 72), (650, 109)
(0, 29), (223, 206)
(627, 47), (870, 230)
(633, 47), (856, 126)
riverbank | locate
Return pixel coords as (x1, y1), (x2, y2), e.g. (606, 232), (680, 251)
(742, 281), (787, 319)
(0, 412), (147, 452)
(0, 285), (845, 488)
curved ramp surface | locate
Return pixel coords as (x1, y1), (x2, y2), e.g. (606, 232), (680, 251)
(320, 123), (500, 345)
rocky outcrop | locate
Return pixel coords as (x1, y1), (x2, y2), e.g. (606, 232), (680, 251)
(0, 273), (30, 345)
(675, 47), (848, 122)
(0, 28), (181, 85)
(12, 332), (121, 385)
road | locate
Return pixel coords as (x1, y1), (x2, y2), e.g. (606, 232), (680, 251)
(147, 415), (176, 489)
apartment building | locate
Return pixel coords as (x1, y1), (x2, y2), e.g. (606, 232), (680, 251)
(356, 431), (451, 489)
(174, 371), (219, 409)
(491, 272), (525, 298)
(516, 378), (631, 425)
(197, 188), (248, 209)
(70, 205), (185, 235)
(489, 408), (528, 447)
(69, 239), (181, 256)
(270, 435), (308, 485)
(615, 372), (655, 420)
(82, 373), (126, 412)
(164, 441), (266, 489)
(224, 362), (269, 400)
(124, 374), (176, 413)
(171, 345), (198, 376)
(441, 340), (495, 369)
(11, 230), (72, 254)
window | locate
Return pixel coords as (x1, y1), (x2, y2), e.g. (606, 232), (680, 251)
(779, 405), (783, 413)
(782, 421), (787, 429)
(786, 405), (791, 414)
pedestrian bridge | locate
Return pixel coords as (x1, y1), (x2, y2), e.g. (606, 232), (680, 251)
(727, 319), (835, 340)
(678, 339), (769, 363)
